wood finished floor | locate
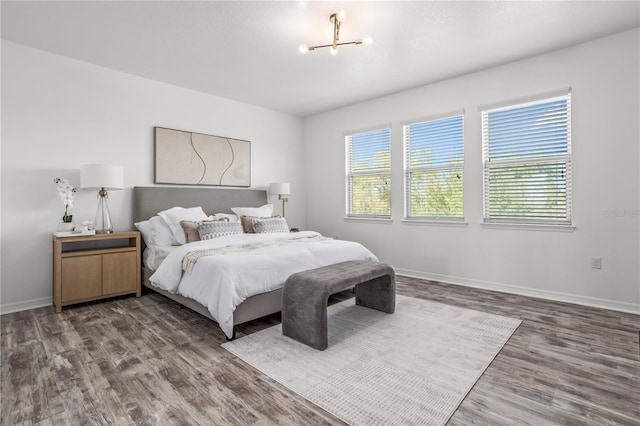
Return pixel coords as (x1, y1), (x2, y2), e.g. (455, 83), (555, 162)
(2, 276), (639, 425)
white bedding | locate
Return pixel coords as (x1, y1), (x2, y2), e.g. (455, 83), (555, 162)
(143, 245), (177, 270)
(149, 231), (378, 338)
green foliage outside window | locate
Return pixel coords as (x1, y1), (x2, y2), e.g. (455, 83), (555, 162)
(407, 148), (463, 218)
(487, 161), (567, 219)
(349, 150), (391, 216)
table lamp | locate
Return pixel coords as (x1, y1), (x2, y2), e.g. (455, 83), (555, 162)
(80, 164), (124, 233)
(269, 182), (290, 217)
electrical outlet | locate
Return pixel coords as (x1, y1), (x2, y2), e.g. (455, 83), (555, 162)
(591, 257), (602, 269)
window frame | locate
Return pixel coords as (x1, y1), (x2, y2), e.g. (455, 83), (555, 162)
(402, 111), (465, 222)
(480, 89), (573, 227)
(345, 125), (392, 219)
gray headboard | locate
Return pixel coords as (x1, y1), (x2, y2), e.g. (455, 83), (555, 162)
(133, 186), (268, 223)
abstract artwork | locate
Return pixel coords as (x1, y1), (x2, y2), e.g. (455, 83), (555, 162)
(154, 127), (251, 187)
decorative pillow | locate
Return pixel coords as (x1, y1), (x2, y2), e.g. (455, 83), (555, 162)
(180, 218), (229, 243)
(212, 213), (239, 223)
(149, 215), (177, 246)
(240, 215), (280, 233)
(158, 206), (208, 245)
(197, 221), (243, 240)
(231, 204), (273, 220)
(250, 216), (290, 234)
(240, 215), (257, 233)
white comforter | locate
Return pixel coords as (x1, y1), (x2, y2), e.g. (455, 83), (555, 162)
(149, 231), (378, 338)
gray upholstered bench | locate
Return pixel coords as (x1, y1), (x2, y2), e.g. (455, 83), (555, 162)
(282, 260), (395, 350)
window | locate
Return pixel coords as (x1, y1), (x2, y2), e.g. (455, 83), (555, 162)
(345, 127), (391, 217)
(403, 113), (464, 220)
(481, 90), (572, 225)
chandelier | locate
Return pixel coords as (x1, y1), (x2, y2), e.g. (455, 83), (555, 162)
(299, 11), (372, 55)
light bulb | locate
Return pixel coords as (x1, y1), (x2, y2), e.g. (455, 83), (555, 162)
(337, 10), (346, 21)
(299, 44), (309, 54)
(330, 46), (338, 55)
(363, 37), (373, 46)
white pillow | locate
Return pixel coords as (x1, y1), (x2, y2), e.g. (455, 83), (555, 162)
(149, 215), (177, 246)
(134, 219), (154, 247)
(143, 245), (176, 270)
(158, 206), (208, 245)
(231, 204), (273, 219)
(212, 213), (239, 223)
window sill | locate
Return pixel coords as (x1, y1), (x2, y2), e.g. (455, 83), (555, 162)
(481, 222), (575, 232)
(344, 216), (393, 224)
(402, 219), (468, 228)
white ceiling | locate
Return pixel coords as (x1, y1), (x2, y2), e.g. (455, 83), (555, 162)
(2, 1), (639, 117)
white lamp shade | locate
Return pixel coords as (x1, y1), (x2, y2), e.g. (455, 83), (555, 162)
(80, 164), (124, 190)
(269, 182), (290, 196)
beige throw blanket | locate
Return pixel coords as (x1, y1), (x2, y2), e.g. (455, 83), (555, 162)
(182, 235), (331, 273)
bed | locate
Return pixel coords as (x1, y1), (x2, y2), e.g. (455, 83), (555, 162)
(133, 186), (378, 339)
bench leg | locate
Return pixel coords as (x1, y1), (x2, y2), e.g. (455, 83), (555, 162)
(282, 294), (329, 351)
(355, 275), (395, 314)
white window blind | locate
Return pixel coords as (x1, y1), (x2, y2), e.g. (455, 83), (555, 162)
(403, 114), (464, 220)
(481, 92), (572, 224)
(345, 127), (391, 217)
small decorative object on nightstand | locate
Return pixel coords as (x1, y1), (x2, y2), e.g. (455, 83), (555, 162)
(52, 231), (140, 312)
(53, 177), (77, 231)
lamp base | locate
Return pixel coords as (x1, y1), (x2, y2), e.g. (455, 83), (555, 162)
(94, 190), (115, 234)
(278, 195), (288, 218)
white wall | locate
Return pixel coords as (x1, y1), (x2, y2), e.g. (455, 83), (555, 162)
(1, 41), (305, 312)
(303, 29), (640, 312)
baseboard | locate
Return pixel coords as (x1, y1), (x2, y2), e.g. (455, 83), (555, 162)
(0, 297), (52, 315)
(395, 268), (640, 315)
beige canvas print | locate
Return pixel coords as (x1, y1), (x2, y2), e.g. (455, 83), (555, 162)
(154, 127), (250, 187)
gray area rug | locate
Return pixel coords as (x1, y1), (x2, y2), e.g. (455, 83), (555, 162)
(223, 295), (521, 425)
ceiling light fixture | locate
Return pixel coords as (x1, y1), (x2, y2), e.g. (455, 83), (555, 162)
(299, 10), (372, 55)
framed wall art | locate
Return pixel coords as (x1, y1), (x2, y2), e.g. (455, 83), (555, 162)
(154, 127), (251, 187)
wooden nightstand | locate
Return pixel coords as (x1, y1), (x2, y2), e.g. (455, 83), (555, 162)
(52, 231), (141, 312)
